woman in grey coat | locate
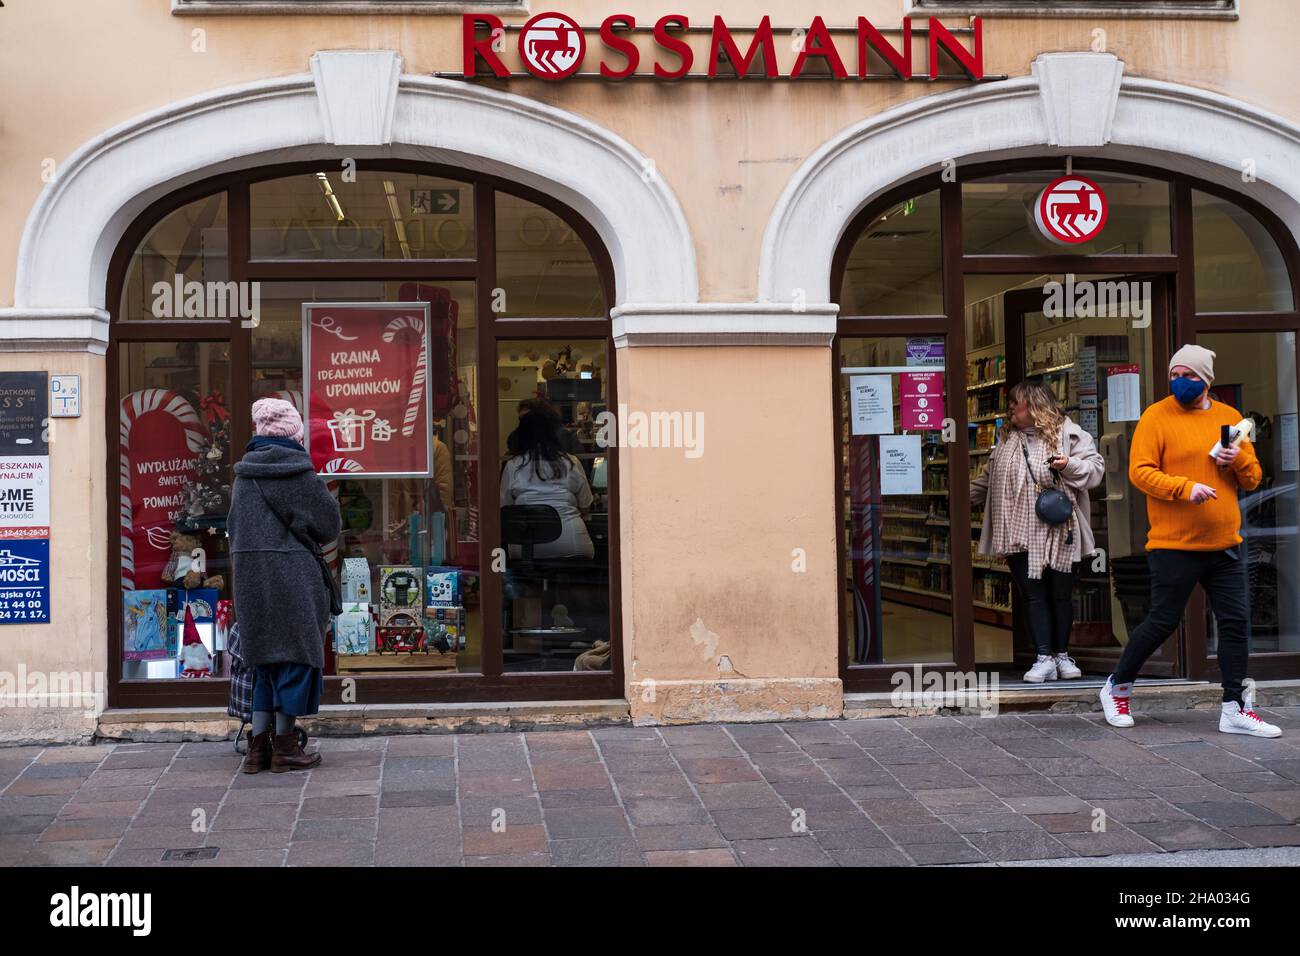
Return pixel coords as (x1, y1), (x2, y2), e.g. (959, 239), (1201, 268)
(228, 398), (341, 773)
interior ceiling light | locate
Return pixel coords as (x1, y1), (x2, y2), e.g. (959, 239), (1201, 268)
(315, 172), (346, 222)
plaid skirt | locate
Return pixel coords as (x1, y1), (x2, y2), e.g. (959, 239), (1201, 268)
(226, 623), (254, 722)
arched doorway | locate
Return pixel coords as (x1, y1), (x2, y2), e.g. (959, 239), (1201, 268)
(829, 158), (1300, 691)
(106, 161), (622, 707)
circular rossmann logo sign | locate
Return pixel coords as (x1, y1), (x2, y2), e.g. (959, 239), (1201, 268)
(1034, 175), (1108, 245)
(519, 12), (586, 80)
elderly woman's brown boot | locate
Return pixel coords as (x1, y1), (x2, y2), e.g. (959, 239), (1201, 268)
(271, 732), (321, 772)
(241, 730), (273, 774)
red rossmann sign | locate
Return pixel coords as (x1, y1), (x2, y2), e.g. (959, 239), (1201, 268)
(463, 13), (983, 81)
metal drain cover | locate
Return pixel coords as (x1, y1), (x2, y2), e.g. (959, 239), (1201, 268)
(162, 847), (219, 862)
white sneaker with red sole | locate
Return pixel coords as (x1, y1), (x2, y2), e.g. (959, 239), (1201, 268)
(1219, 680), (1282, 738)
(1099, 675), (1134, 728)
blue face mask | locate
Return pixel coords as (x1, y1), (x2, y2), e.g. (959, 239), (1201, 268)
(1171, 376), (1206, 406)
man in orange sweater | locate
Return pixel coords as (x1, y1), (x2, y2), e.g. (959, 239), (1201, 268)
(1099, 344), (1280, 737)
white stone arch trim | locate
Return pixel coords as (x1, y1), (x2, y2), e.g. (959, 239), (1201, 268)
(6, 51), (698, 352)
(760, 52), (1300, 306)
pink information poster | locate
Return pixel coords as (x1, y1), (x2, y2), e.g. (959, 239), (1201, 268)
(900, 372), (944, 430)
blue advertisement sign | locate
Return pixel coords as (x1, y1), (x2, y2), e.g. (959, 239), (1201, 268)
(0, 538), (50, 623)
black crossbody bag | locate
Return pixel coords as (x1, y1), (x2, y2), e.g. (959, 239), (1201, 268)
(252, 479), (343, 615)
(1021, 441), (1074, 531)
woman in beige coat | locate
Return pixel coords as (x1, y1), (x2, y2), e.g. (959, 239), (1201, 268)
(970, 381), (1105, 683)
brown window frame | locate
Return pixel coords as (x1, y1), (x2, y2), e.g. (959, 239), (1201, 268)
(105, 160), (621, 709)
(832, 157), (1300, 693)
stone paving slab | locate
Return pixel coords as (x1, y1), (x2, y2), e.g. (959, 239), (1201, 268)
(2, 707), (1299, 867)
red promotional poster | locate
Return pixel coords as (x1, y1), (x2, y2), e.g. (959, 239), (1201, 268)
(304, 302), (432, 478)
(900, 372), (945, 430)
(119, 389), (205, 590)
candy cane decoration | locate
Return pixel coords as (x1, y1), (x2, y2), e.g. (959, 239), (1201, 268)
(120, 389), (205, 591)
(382, 315), (426, 438)
(320, 457), (363, 573)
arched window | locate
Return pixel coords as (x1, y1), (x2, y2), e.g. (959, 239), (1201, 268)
(1192, 189), (1293, 312)
(832, 161), (1300, 692)
(107, 164), (618, 707)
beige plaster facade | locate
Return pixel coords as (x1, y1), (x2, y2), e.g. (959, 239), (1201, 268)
(2, 0), (1299, 739)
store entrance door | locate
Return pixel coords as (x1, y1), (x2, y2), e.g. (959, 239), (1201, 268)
(968, 274), (1178, 680)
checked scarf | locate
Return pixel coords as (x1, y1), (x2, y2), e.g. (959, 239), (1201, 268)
(986, 426), (1076, 579)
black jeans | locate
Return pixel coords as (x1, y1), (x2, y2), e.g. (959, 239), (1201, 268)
(1005, 552), (1078, 656)
(1112, 549), (1249, 704)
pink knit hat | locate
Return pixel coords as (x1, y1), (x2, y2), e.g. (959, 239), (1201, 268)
(251, 397), (304, 444)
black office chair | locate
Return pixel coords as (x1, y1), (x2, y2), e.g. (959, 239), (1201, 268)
(501, 505), (563, 569)
(501, 505), (561, 648)
(500, 505), (602, 658)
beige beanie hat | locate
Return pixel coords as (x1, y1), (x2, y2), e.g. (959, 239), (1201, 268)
(1169, 344), (1215, 383)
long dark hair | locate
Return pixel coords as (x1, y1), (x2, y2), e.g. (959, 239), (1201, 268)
(513, 409), (569, 481)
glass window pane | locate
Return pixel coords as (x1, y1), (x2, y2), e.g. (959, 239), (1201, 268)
(964, 274), (1161, 673)
(119, 194), (228, 321)
(840, 336), (953, 664)
(251, 279), (482, 675)
(495, 192), (607, 317)
(119, 342), (232, 680)
(250, 172), (475, 260)
(838, 191), (942, 315)
(498, 339), (611, 672)
(1198, 331), (1300, 655)
(960, 284), (1013, 663)
(1193, 190), (1293, 312)
(963, 171), (1171, 256)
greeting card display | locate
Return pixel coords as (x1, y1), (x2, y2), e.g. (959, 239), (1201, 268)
(179, 588), (219, 652)
(123, 589), (173, 661)
(304, 303), (432, 478)
(215, 598), (234, 653)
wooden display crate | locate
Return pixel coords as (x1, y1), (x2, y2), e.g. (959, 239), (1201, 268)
(335, 652), (460, 672)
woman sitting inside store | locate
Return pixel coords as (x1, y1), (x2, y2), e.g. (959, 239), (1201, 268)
(500, 408), (595, 560)
(971, 381), (1104, 683)
(228, 398), (342, 773)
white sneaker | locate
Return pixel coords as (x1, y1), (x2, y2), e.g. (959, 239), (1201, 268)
(1099, 675), (1134, 728)
(1219, 679), (1282, 738)
(1054, 654), (1082, 680)
(1024, 655), (1058, 684)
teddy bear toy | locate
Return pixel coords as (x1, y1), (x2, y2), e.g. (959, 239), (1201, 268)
(161, 530), (225, 591)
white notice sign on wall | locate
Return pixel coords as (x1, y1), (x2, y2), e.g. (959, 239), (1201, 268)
(849, 375), (894, 435)
(1106, 364), (1141, 423)
(879, 434), (922, 495)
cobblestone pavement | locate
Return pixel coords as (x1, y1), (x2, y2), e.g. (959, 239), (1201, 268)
(3, 707), (1300, 867)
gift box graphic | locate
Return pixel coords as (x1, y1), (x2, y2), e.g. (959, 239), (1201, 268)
(327, 408), (375, 453)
